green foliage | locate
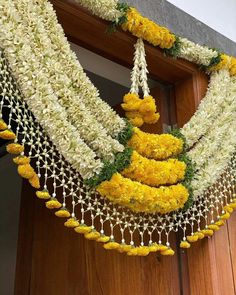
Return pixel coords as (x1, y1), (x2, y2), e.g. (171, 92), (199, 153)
(164, 36), (182, 58)
(168, 127), (188, 150)
(107, 2), (130, 33)
(85, 147), (133, 187)
(117, 119), (133, 145)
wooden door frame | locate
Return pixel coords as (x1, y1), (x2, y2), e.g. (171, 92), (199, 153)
(51, 0), (208, 127)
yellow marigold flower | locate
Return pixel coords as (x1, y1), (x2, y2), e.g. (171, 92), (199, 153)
(128, 116), (144, 127)
(122, 93), (141, 111)
(55, 208), (70, 218)
(0, 119), (7, 130)
(180, 241), (191, 249)
(194, 232), (205, 239)
(187, 235), (198, 243)
(220, 212), (230, 220)
(97, 235), (110, 243)
(45, 198), (62, 209)
(139, 96), (157, 114)
(201, 229), (214, 237)
(148, 243), (159, 252)
(17, 164), (35, 179)
(118, 244), (133, 253)
(29, 174), (40, 189)
(103, 241), (120, 250)
(161, 248), (175, 256)
(13, 156), (30, 165)
(223, 205), (233, 214)
(229, 202), (236, 209)
(97, 173), (189, 214)
(136, 246), (150, 256)
(215, 220), (225, 227)
(36, 189), (50, 200)
(74, 225), (92, 234)
(229, 57), (236, 76)
(208, 224), (220, 231)
(64, 218), (80, 228)
(128, 127), (183, 160)
(84, 231), (100, 240)
(155, 244), (169, 252)
(6, 143), (24, 154)
(0, 129), (16, 140)
(122, 8), (176, 49)
(121, 151), (186, 187)
(209, 54), (231, 72)
(143, 112), (160, 124)
(127, 247), (139, 256)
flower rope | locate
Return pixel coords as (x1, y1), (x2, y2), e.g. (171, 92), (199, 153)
(1, 0), (236, 256)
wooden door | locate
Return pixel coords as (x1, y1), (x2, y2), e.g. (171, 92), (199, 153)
(14, 2), (236, 294)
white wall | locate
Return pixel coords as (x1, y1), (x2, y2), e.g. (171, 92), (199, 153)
(168, 0), (236, 42)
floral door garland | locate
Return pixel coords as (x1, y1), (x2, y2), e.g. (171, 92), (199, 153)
(0, 0), (236, 256)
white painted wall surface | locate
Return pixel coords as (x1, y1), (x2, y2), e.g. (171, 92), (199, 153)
(168, 0), (236, 42)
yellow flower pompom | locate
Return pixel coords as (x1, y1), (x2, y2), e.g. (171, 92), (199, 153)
(187, 235), (199, 243)
(180, 241), (191, 249)
(74, 225), (92, 234)
(148, 243), (159, 252)
(208, 224), (220, 231)
(36, 189), (51, 200)
(97, 235), (110, 243)
(55, 208), (70, 218)
(103, 241), (120, 250)
(201, 229), (214, 237)
(122, 93), (141, 111)
(223, 205), (233, 214)
(6, 143), (24, 154)
(229, 202), (236, 209)
(64, 218), (80, 228)
(215, 220), (225, 227)
(139, 96), (157, 114)
(13, 156), (30, 165)
(127, 247), (138, 256)
(161, 248), (175, 256)
(84, 231), (101, 241)
(29, 174), (40, 189)
(194, 232), (205, 239)
(17, 164), (35, 179)
(136, 246), (150, 256)
(220, 212), (230, 220)
(45, 198), (62, 209)
(118, 244), (133, 253)
(156, 244), (169, 252)
(0, 119), (7, 130)
(0, 130), (16, 140)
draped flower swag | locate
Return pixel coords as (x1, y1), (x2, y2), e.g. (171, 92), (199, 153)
(0, 0), (236, 256)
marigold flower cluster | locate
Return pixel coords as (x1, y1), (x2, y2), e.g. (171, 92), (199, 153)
(121, 8), (176, 49)
(209, 54), (236, 76)
(122, 93), (160, 127)
(128, 127), (184, 160)
(97, 172), (189, 214)
(121, 151), (186, 187)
